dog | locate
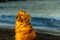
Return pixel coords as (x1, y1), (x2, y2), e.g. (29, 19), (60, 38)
(15, 10), (36, 40)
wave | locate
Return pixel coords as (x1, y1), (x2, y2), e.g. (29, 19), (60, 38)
(0, 15), (60, 28)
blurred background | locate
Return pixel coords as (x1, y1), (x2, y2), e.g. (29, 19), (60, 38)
(0, 0), (60, 36)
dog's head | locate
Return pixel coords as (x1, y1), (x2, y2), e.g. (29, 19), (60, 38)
(16, 10), (31, 23)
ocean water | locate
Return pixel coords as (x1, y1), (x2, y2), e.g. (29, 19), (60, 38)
(0, 15), (60, 30)
(0, 1), (60, 31)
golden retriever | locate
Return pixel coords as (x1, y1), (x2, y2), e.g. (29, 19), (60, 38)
(15, 10), (36, 40)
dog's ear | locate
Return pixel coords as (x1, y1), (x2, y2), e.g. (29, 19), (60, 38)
(16, 15), (23, 22)
(16, 16), (18, 19)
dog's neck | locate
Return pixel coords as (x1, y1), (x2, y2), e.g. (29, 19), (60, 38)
(15, 21), (31, 32)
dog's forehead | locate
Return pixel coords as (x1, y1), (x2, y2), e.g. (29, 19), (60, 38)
(18, 11), (25, 15)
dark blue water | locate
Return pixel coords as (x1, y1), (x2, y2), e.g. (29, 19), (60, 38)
(0, 15), (60, 29)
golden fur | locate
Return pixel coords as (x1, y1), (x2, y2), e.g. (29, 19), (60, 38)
(15, 10), (36, 40)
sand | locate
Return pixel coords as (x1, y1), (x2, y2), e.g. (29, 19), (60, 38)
(0, 28), (60, 40)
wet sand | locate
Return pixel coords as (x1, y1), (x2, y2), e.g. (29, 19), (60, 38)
(0, 28), (60, 40)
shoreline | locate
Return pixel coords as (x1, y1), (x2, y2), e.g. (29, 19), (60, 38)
(0, 28), (60, 40)
(0, 25), (60, 36)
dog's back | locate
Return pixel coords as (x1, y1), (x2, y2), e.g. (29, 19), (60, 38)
(15, 10), (36, 40)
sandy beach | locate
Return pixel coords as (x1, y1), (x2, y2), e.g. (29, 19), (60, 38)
(0, 27), (60, 40)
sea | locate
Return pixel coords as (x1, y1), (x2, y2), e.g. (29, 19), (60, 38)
(0, 1), (60, 32)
